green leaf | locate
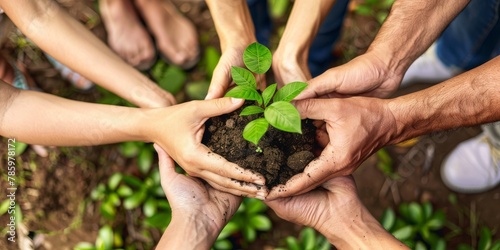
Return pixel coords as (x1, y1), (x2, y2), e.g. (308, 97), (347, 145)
(415, 241), (426, 250)
(243, 118), (269, 146)
(123, 190), (147, 210)
(245, 199), (267, 214)
(107, 173), (122, 191)
(225, 85), (262, 104)
(204, 46), (220, 78)
(300, 227), (316, 250)
(262, 83), (277, 107)
(240, 105), (264, 116)
(285, 236), (301, 250)
(392, 225), (413, 241)
(491, 241), (500, 250)
(427, 210), (445, 230)
(99, 202), (116, 220)
(250, 215), (272, 231)
(157, 65), (186, 95)
(408, 202), (423, 224)
(143, 198), (157, 218)
(269, 0), (290, 18)
(14, 141), (28, 155)
(116, 185), (133, 197)
(122, 175), (144, 189)
(399, 203), (410, 221)
(457, 244), (474, 250)
(243, 42), (272, 74)
(186, 81), (210, 100)
(97, 225), (113, 250)
(218, 221), (239, 240)
(91, 183), (106, 201)
(213, 239), (232, 250)
(433, 239), (446, 250)
(138, 148), (153, 175)
(264, 101), (302, 133)
(380, 208), (396, 231)
(355, 5), (372, 16)
(144, 212), (171, 230)
(74, 242), (97, 250)
(0, 199), (10, 216)
(422, 202), (433, 220)
(107, 193), (120, 206)
(479, 227), (492, 250)
(242, 226), (257, 242)
(273, 81), (308, 102)
(119, 141), (141, 158)
(231, 66), (256, 87)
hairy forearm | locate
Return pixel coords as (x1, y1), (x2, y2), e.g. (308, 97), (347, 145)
(0, 83), (149, 146)
(388, 55), (500, 143)
(368, 0), (470, 76)
(157, 216), (218, 250)
(205, 0), (256, 51)
(0, 0), (170, 108)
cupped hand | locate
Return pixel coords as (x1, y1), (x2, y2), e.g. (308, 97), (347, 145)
(267, 97), (396, 199)
(272, 46), (311, 86)
(150, 97), (267, 198)
(154, 144), (241, 232)
(296, 52), (403, 100)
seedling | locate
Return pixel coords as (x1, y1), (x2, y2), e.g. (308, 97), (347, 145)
(225, 42), (307, 150)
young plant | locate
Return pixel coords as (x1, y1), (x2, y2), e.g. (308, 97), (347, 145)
(275, 227), (331, 250)
(224, 42), (308, 150)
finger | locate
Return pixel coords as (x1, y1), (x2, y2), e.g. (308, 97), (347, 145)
(255, 74), (267, 92)
(295, 98), (331, 120)
(316, 128), (329, 148)
(206, 66), (231, 100)
(295, 71), (337, 100)
(153, 144), (177, 190)
(192, 146), (266, 185)
(205, 178), (267, 200)
(195, 97), (244, 118)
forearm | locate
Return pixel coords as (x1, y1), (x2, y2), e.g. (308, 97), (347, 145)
(157, 216), (218, 250)
(368, 0), (470, 76)
(0, 83), (149, 146)
(388, 55), (500, 143)
(205, 0), (256, 51)
(277, 0), (336, 59)
(319, 204), (407, 249)
(1, 0), (171, 108)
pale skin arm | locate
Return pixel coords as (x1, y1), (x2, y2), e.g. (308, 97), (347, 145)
(0, 82), (267, 197)
(204, 0), (257, 99)
(0, 0), (175, 108)
(298, 0), (471, 99)
(266, 177), (407, 249)
(268, 55), (500, 199)
(273, 0), (336, 85)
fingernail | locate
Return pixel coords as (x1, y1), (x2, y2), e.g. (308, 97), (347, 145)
(204, 92), (213, 100)
(231, 97), (243, 104)
(255, 195), (265, 201)
(254, 179), (265, 186)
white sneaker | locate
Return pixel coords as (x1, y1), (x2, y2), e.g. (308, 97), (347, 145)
(441, 134), (500, 193)
(401, 43), (462, 87)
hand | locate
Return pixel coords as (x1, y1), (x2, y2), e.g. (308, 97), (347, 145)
(206, 44), (267, 99)
(154, 144), (241, 249)
(148, 97), (267, 198)
(266, 176), (406, 249)
(267, 97), (396, 199)
(272, 45), (311, 86)
(296, 51), (402, 100)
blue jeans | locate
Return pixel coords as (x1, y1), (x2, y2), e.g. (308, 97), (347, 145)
(247, 0), (349, 77)
(437, 0), (500, 70)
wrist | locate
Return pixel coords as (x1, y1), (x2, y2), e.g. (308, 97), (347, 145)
(160, 215), (217, 249)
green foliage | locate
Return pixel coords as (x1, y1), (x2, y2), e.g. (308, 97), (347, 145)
(275, 227), (331, 250)
(186, 81), (210, 100)
(376, 148), (399, 179)
(151, 60), (186, 95)
(203, 46), (221, 79)
(224, 42), (308, 147)
(74, 225), (124, 250)
(354, 0), (395, 24)
(213, 198), (272, 249)
(380, 201), (447, 249)
(457, 227), (500, 250)
(118, 142), (154, 174)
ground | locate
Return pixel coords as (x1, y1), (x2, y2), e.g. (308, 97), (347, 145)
(1, 0), (499, 249)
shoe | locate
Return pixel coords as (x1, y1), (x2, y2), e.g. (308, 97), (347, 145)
(401, 43), (462, 87)
(441, 134), (500, 193)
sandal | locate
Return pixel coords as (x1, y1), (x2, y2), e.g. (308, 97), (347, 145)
(44, 53), (94, 91)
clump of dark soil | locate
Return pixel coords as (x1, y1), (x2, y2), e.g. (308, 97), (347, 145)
(202, 103), (317, 189)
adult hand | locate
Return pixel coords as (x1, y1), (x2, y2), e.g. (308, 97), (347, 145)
(148, 97), (267, 198)
(266, 176), (407, 249)
(272, 46), (311, 86)
(154, 145), (241, 249)
(267, 97), (396, 199)
(296, 52), (403, 100)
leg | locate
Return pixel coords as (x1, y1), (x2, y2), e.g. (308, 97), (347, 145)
(134, 0), (200, 69)
(99, 0), (156, 70)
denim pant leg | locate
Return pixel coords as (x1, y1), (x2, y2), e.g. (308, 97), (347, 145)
(248, 0), (349, 77)
(308, 0), (349, 77)
(437, 0), (500, 70)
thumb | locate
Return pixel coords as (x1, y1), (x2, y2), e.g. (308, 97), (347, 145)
(206, 67), (231, 100)
(197, 97), (244, 118)
(295, 71), (336, 100)
(295, 99), (330, 120)
(153, 144), (176, 190)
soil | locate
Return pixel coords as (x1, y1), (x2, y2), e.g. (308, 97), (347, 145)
(203, 103), (317, 189)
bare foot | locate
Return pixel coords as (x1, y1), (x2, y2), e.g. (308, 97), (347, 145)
(99, 0), (156, 70)
(135, 0), (200, 69)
